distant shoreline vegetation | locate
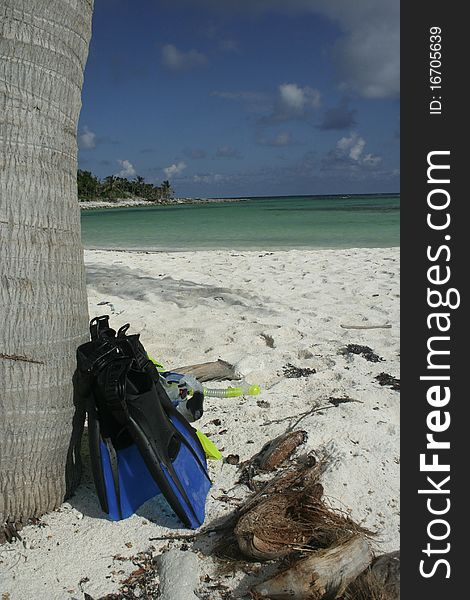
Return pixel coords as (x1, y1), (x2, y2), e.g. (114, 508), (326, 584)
(77, 170), (174, 203)
(77, 171), (400, 210)
(77, 170), (252, 209)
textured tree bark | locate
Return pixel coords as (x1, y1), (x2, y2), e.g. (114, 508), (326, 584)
(0, 0), (94, 523)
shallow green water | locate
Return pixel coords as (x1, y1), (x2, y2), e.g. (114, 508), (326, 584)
(80, 194), (400, 250)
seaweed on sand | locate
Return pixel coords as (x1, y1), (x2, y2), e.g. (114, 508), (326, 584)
(341, 344), (384, 363)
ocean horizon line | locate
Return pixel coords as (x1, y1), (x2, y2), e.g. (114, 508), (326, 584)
(204, 191), (400, 200)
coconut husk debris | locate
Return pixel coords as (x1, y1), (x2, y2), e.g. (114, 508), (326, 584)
(342, 551), (400, 600)
(207, 430), (398, 600)
(234, 446), (372, 562)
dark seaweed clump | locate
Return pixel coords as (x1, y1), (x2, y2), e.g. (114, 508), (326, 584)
(328, 396), (357, 407)
(375, 372), (400, 391)
(282, 363), (317, 378)
(342, 344), (384, 363)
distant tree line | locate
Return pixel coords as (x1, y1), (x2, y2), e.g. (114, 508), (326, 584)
(77, 170), (174, 202)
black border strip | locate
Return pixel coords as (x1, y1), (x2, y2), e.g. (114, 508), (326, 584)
(401, 3), (466, 597)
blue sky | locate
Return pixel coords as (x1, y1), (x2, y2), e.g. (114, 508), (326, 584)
(78, 0), (399, 197)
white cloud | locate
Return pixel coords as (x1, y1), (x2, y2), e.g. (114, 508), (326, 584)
(116, 159), (136, 178)
(164, 161), (187, 178)
(325, 132), (382, 170)
(193, 173), (224, 184)
(260, 83), (321, 124)
(78, 126), (96, 150)
(280, 84), (304, 111)
(362, 153), (382, 167)
(337, 133), (366, 161)
(333, 25), (399, 98)
(214, 83), (321, 126)
(316, 1), (400, 98)
(279, 83), (321, 112)
(161, 44), (208, 71)
(227, 83), (321, 126)
(167, 0), (399, 99)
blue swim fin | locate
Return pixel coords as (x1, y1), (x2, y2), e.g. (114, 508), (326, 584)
(78, 318), (211, 529)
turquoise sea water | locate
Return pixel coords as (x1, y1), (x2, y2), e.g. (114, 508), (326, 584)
(80, 194), (399, 251)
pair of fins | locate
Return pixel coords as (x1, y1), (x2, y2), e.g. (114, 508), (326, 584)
(76, 316), (211, 529)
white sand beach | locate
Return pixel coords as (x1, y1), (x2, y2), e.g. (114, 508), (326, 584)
(1, 247), (400, 599)
(79, 198), (246, 210)
(79, 198), (155, 210)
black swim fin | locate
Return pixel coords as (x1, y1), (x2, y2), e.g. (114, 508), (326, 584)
(77, 318), (211, 529)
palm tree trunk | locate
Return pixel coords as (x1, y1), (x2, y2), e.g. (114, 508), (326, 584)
(0, 0), (94, 525)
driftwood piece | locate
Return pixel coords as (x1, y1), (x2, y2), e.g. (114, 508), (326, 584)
(171, 359), (240, 382)
(239, 430), (308, 493)
(238, 443), (343, 520)
(253, 536), (373, 600)
(262, 404), (336, 431)
(340, 324), (392, 330)
(251, 430), (308, 472)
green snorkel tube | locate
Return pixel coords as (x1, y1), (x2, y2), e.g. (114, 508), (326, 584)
(148, 356), (261, 461)
(203, 384), (261, 398)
